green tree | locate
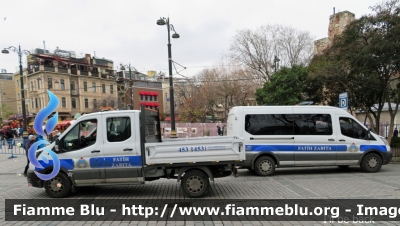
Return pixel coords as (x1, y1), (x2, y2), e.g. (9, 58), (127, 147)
(310, 0), (400, 143)
(255, 65), (319, 105)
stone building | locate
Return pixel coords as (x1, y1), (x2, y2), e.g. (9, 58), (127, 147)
(314, 11), (355, 55)
(0, 73), (17, 123)
(16, 47), (118, 123)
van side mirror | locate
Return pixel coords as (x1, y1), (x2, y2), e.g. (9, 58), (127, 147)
(53, 138), (60, 152)
(366, 128), (371, 140)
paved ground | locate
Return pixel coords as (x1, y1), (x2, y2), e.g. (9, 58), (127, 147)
(1, 153), (400, 225)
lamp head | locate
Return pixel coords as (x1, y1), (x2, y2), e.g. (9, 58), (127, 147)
(120, 65), (126, 71)
(172, 33), (180, 39)
(157, 19), (166, 26)
(1, 49), (9, 54)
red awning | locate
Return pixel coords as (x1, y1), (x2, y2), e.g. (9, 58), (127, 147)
(164, 117), (180, 121)
(153, 92), (158, 96)
(139, 91), (144, 95)
(145, 102), (150, 106)
(140, 102), (145, 106)
(154, 103), (159, 107)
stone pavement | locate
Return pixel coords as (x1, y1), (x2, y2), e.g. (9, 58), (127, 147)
(1, 153), (400, 225)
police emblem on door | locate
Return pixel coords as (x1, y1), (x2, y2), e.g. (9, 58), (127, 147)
(349, 143), (358, 152)
(76, 157), (88, 168)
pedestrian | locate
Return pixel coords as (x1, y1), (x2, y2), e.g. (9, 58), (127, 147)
(394, 127), (399, 137)
(222, 125), (227, 136)
(23, 135), (36, 176)
(18, 126), (23, 138)
(5, 128), (14, 149)
(217, 126), (222, 136)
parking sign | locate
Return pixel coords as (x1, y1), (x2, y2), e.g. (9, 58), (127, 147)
(339, 92), (348, 111)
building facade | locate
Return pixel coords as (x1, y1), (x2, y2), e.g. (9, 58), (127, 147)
(0, 73), (17, 123)
(17, 48), (118, 122)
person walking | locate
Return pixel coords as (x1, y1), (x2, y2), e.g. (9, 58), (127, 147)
(394, 127), (399, 137)
(217, 126), (222, 136)
(5, 128), (14, 149)
(23, 135), (36, 176)
(222, 125), (227, 136)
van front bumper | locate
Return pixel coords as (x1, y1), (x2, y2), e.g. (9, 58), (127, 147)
(383, 151), (392, 165)
(27, 170), (43, 188)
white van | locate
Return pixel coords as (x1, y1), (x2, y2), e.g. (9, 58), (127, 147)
(227, 106), (392, 176)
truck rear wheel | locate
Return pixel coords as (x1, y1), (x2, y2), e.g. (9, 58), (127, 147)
(181, 170), (210, 198)
(361, 153), (382, 173)
(254, 156), (275, 176)
(44, 172), (72, 198)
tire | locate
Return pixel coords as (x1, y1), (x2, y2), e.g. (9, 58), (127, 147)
(254, 156), (276, 176)
(361, 153), (382, 173)
(44, 172), (72, 198)
(338, 165), (349, 169)
(181, 170), (210, 198)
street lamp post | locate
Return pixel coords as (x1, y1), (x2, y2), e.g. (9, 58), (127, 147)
(120, 64), (138, 110)
(157, 17), (180, 138)
(273, 55), (280, 73)
(2, 45), (30, 138)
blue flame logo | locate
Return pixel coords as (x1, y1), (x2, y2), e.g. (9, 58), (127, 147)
(28, 90), (60, 181)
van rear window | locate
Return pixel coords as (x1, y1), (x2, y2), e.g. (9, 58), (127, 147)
(245, 114), (332, 136)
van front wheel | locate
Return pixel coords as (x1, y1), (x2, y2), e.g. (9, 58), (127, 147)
(361, 153), (382, 173)
(44, 172), (72, 198)
(254, 156), (275, 176)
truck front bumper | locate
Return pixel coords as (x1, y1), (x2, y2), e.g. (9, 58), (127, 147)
(383, 151), (392, 165)
(27, 170), (43, 188)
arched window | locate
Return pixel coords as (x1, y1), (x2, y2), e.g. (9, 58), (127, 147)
(71, 98), (76, 108)
(85, 99), (88, 108)
(48, 78), (52, 89)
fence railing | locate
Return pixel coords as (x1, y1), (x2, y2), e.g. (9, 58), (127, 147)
(392, 148), (400, 157)
(0, 139), (25, 159)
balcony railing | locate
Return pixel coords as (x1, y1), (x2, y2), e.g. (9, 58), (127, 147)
(91, 72), (99, 77)
(101, 74), (108, 79)
(71, 69), (78, 75)
(58, 68), (68, 74)
(80, 71), (89, 76)
(71, 90), (79, 95)
(44, 66), (55, 72)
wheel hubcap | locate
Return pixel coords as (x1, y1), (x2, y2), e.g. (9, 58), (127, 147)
(186, 176), (204, 194)
(47, 177), (64, 194)
(367, 157), (378, 169)
(259, 160), (272, 173)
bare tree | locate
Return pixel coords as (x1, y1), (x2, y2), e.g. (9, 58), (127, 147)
(230, 24), (314, 82)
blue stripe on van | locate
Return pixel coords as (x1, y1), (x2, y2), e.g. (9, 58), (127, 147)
(245, 145), (387, 152)
(35, 159), (74, 171)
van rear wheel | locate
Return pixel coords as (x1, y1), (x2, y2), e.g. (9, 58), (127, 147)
(361, 153), (382, 173)
(254, 156), (275, 176)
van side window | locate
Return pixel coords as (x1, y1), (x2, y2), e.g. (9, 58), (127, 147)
(61, 119), (97, 152)
(107, 117), (131, 142)
(339, 117), (369, 139)
(245, 114), (293, 135)
(293, 114), (332, 135)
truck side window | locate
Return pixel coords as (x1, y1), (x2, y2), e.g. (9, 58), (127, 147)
(293, 114), (332, 135)
(339, 117), (368, 139)
(245, 114), (293, 135)
(106, 117), (131, 142)
(61, 119), (97, 151)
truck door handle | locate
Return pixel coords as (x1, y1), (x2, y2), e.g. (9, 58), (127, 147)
(339, 139), (346, 142)
(123, 148), (133, 151)
(91, 150), (100, 153)
(328, 138), (335, 141)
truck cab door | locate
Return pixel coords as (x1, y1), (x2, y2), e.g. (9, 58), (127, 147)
(57, 115), (104, 185)
(102, 112), (143, 184)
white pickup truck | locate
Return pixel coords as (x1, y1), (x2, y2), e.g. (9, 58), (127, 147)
(27, 107), (244, 198)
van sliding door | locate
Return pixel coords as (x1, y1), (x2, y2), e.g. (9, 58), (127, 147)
(293, 109), (336, 166)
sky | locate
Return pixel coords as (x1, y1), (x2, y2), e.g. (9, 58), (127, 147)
(0, 0), (382, 78)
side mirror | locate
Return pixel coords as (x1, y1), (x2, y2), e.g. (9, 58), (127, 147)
(367, 128), (371, 140)
(53, 138), (60, 152)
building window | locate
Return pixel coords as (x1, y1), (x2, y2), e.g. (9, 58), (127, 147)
(35, 98), (38, 108)
(150, 96), (153, 101)
(110, 85), (113, 94)
(83, 82), (87, 91)
(85, 99), (88, 108)
(102, 100), (107, 107)
(154, 95), (158, 101)
(102, 84), (106, 93)
(32, 100), (34, 108)
(18, 93), (20, 100)
(70, 81), (75, 90)
(31, 81), (34, 91)
(92, 82), (96, 92)
(140, 95), (143, 101)
(39, 98), (41, 108)
(38, 80), (41, 89)
(62, 97), (66, 108)
(110, 100), (115, 107)
(93, 99), (97, 109)
(71, 98), (76, 108)
(61, 79), (65, 90)
(145, 95), (148, 101)
(48, 78), (52, 89)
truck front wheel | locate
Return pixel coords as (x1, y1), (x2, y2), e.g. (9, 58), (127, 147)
(181, 170), (210, 198)
(44, 172), (72, 198)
